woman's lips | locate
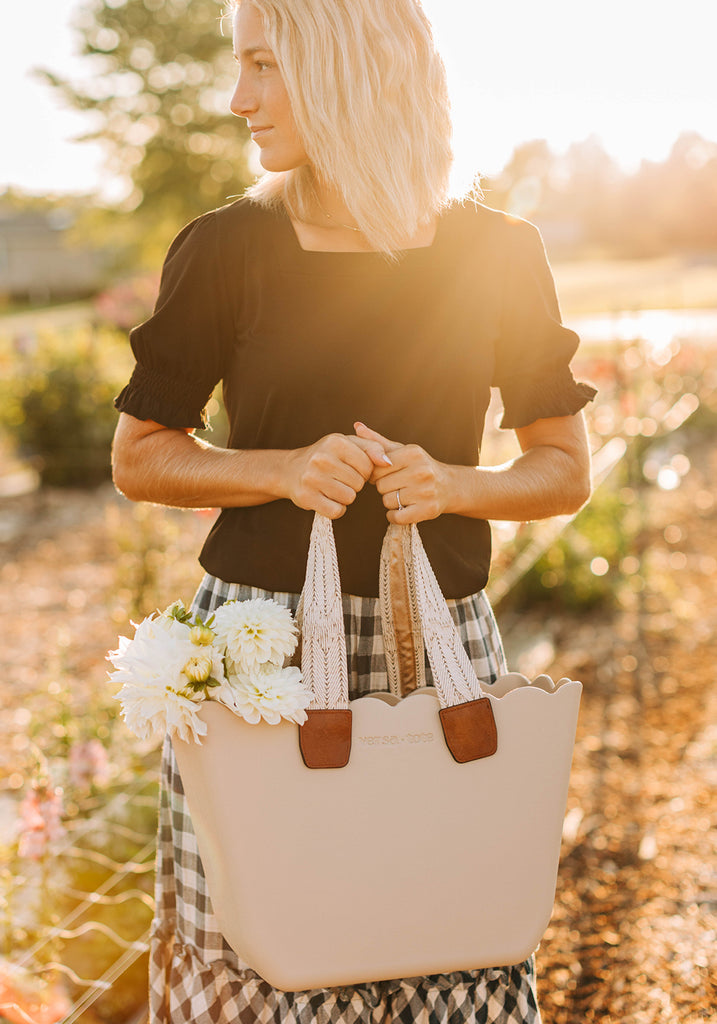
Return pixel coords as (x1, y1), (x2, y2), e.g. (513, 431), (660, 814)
(249, 126), (272, 139)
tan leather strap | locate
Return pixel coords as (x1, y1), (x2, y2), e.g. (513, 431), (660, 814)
(379, 524), (425, 698)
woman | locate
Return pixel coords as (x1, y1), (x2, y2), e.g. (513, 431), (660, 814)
(112, 1), (596, 1021)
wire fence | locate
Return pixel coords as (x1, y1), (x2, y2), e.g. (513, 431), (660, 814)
(4, 772), (159, 1024)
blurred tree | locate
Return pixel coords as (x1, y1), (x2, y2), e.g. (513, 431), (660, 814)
(661, 133), (717, 251)
(485, 136), (623, 255)
(483, 132), (717, 257)
(38, 0), (252, 261)
(559, 136), (621, 246)
(614, 133), (717, 256)
(484, 139), (554, 221)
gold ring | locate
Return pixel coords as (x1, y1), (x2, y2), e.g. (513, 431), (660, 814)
(396, 490), (403, 511)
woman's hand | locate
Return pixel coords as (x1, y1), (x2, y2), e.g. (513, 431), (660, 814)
(284, 432), (393, 519)
(112, 414), (391, 516)
(355, 414), (592, 524)
(353, 422), (449, 524)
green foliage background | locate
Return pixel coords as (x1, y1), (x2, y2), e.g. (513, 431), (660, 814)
(0, 328), (133, 486)
(39, 0), (252, 261)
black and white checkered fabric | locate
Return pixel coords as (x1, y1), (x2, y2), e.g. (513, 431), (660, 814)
(149, 576), (542, 1024)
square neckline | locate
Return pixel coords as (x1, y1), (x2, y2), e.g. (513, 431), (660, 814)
(279, 202), (449, 258)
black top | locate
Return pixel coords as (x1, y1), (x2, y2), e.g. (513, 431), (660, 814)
(115, 198), (596, 597)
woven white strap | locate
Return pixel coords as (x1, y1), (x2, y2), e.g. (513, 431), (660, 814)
(408, 524), (486, 708)
(300, 514), (485, 710)
(300, 514), (350, 710)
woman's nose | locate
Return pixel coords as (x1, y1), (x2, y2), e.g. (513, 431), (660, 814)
(230, 73), (257, 118)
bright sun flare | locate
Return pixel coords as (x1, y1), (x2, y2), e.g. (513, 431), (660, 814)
(1, 0), (716, 196)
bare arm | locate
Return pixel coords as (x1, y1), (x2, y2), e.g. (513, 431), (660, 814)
(354, 413), (591, 524)
(112, 413), (392, 519)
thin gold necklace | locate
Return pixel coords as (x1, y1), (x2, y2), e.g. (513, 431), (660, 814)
(312, 187), (362, 233)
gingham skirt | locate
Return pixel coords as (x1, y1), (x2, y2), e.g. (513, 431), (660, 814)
(149, 575), (542, 1024)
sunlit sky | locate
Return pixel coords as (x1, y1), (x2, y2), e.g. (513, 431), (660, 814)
(2, 0), (716, 199)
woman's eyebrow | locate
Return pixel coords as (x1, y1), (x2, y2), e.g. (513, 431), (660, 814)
(234, 44), (273, 60)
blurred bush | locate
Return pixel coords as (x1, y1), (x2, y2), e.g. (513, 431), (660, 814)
(15, 359), (117, 486)
(0, 319), (229, 489)
(504, 480), (642, 611)
(0, 328), (131, 487)
(93, 272), (160, 332)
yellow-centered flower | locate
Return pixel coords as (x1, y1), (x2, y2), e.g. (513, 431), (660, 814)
(190, 624), (215, 647)
(182, 653), (214, 684)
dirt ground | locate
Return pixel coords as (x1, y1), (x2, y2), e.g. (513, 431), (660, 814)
(1, 438), (715, 1023)
(500, 438), (716, 1023)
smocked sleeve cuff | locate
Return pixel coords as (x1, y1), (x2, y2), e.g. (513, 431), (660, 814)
(114, 363), (216, 431)
(499, 364), (597, 430)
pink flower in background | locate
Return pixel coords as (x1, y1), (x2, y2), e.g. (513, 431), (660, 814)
(17, 785), (66, 860)
(93, 272), (160, 331)
(68, 739), (111, 790)
(0, 960), (70, 1024)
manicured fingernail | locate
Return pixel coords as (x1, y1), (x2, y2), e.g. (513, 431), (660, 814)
(382, 454), (393, 465)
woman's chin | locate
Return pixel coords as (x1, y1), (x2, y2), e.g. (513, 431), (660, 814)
(257, 150), (311, 174)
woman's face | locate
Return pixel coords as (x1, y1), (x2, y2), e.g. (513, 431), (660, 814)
(230, 3), (309, 173)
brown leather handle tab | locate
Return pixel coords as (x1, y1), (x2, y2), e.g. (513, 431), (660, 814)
(439, 698), (497, 763)
(299, 709), (352, 769)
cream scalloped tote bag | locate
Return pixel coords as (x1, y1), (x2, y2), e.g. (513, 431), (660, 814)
(173, 515), (582, 992)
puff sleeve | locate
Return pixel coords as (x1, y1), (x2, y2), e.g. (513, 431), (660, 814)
(114, 210), (234, 430)
(492, 218), (596, 429)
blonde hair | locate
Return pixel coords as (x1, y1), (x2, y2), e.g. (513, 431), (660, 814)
(232, 0), (453, 255)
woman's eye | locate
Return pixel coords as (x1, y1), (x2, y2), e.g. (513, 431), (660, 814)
(256, 60), (272, 71)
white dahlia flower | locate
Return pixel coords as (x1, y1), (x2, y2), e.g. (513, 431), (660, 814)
(109, 613), (225, 743)
(211, 598), (298, 676)
(217, 664), (311, 725)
